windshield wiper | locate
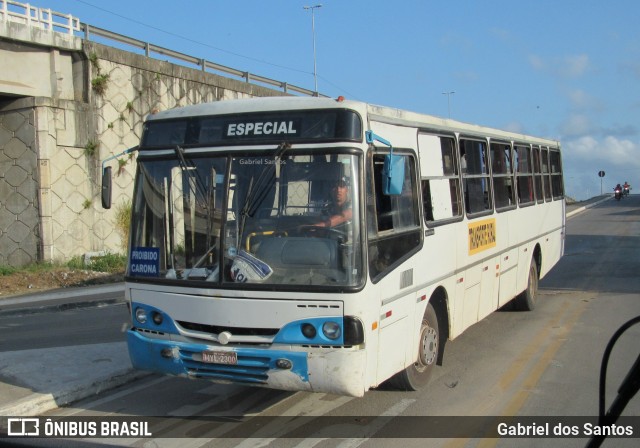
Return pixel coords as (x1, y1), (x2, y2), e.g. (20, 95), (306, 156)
(174, 145), (209, 203)
(173, 146), (219, 271)
(238, 143), (290, 242)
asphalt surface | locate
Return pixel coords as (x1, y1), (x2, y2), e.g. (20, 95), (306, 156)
(0, 196), (611, 417)
(0, 283), (148, 417)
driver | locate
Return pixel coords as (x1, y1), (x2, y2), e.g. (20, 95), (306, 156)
(317, 176), (353, 227)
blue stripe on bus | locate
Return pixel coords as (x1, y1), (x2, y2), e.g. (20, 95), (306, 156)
(273, 317), (344, 345)
(131, 302), (344, 346)
(127, 330), (309, 383)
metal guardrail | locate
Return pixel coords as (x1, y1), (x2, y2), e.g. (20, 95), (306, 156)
(0, 0), (79, 34)
(81, 23), (321, 97)
(1, 0), (322, 97)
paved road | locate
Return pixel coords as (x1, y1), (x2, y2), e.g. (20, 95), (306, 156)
(2, 194), (639, 447)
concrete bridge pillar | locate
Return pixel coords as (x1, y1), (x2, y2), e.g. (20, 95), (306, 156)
(1, 14), (284, 267)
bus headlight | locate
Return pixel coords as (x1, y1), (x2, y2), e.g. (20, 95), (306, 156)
(135, 307), (147, 324)
(301, 323), (317, 339)
(322, 321), (341, 340)
(152, 311), (163, 325)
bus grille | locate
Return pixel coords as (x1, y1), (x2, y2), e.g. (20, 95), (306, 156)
(176, 320), (278, 337)
(179, 348), (270, 384)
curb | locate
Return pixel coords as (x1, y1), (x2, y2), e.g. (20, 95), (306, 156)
(0, 284), (125, 317)
(0, 341), (153, 417)
(0, 296), (126, 317)
(0, 283), (124, 307)
(566, 196), (610, 218)
(0, 370), (151, 416)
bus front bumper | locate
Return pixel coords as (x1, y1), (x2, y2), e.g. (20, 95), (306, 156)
(127, 329), (366, 397)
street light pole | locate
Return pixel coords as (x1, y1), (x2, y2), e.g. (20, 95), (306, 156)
(442, 91), (455, 118)
(304, 4), (322, 95)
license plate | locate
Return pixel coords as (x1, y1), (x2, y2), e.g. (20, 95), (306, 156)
(201, 350), (237, 365)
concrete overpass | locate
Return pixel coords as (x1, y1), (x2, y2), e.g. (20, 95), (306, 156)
(0, 0), (308, 267)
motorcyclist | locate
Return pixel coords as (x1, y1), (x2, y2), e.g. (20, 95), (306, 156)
(614, 183), (623, 200)
(623, 181), (631, 196)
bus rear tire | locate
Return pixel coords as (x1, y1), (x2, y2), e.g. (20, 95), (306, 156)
(388, 303), (439, 391)
(514, 259), (539, 311)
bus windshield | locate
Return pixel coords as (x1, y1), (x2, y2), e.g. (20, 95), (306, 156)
(129, 150), (364, 288)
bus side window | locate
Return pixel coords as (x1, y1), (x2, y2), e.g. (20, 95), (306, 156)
(532, 146), (544, 203)
(418, 134), (462, 223)
(460, 138), (492, 215)
(490, 141), (515, 210)
(367, 152), (421, 280)
(541, 148), (553, 201)
(515, 144), (534, 205)
(549, 149), (564, 199)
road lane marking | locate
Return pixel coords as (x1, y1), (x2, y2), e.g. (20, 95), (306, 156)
(444, 299), (587, 448)
(475, 300), (587, 448)
(496, 305), (570, 392)
(285, 398), (417, 448)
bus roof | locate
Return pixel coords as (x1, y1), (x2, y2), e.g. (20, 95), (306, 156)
(147, 97), (560, 148)
(366, 103), (560, 147)
(147, 97), (358, 120)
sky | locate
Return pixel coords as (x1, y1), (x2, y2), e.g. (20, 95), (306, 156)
(35, 0), (640, 200)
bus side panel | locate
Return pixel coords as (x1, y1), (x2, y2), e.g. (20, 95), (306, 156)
(540, 200), (565, 279)
(497, 199), (564, 300)
(376, 316), (411, 385)
(497, 212), (520, 307)
(375, 281), (415, 386)
(461, 263), (482, 329)
(478, 254), (500, 322)
(512, 205), (546, 294)
(498, 246), (520, 307)
(542, 230), (563, 278)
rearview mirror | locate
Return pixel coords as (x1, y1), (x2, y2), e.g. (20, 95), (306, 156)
(101, 166), (112, 209)
(382, 153), (405, 195)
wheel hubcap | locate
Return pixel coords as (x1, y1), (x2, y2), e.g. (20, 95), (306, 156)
(419, 324), (438, 366)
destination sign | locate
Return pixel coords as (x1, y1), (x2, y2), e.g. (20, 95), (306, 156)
(141, 110), (362, 148)
(225, 120), (300, 138)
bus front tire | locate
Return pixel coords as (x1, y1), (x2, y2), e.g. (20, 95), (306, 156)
(514, 259), (539, 311)
(388, 303), (439, 391)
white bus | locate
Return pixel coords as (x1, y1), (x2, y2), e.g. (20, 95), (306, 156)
(102, 97), (565, 397)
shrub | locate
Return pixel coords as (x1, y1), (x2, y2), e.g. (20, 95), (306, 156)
(88, 253), (127, 273)
(92, 73), (110, 96)
(84, 140), (99, 157)
(114, 200), (132, 252)
(0, 265), (18, 276)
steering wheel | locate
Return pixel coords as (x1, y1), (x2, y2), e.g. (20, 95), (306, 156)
(298, 224), (348, 241)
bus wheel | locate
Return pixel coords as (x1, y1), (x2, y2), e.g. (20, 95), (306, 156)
(515, 259), (539, 311)
(389, 303), (439, 391)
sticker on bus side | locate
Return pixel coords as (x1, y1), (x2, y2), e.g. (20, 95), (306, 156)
(468, 219), (496, 256)
(129, 247), (160, 277)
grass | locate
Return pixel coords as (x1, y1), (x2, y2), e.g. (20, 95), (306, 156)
(91, 73), (110, 96)
(67, 253), (127, 273)
(0, 265), (18, 276)
(0, 262), (59, 276)
(1, 253), (127, 277)
(114, 200), (132, 252)
(84, 140), (99, 157)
